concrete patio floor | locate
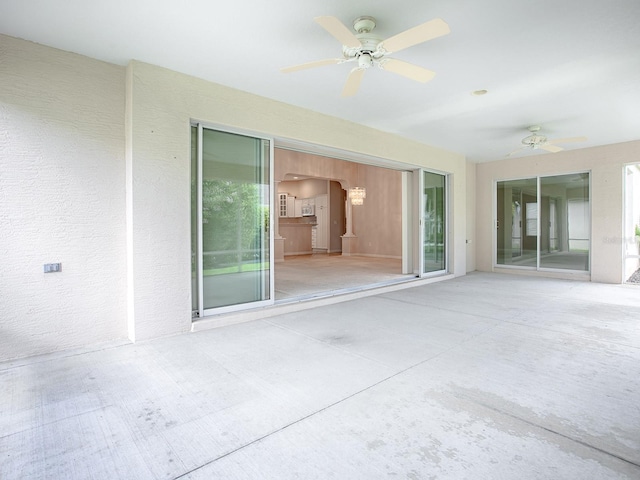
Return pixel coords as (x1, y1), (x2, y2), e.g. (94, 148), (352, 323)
(2, 272), (639, 479)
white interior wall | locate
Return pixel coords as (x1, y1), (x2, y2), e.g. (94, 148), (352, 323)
(0, 35), (127, 360)
(476, 140), (640, 283)
(127, 60), (468, 341)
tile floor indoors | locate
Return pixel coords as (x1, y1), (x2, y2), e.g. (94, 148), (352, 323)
(274, 253), (409, 300)
(1, 272), (640, 479)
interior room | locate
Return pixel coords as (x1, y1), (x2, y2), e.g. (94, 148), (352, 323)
(1, 1), (639, 479)
(274, 148), (414, 300)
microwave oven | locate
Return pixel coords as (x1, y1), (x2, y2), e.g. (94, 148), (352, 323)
(301, 205), (315, 216)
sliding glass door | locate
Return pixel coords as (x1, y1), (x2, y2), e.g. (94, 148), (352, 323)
(192, 124), (273, 316)
(496, 178), (537, 267)
(422, 171), (447, 274)
(496, 173), (590, 272)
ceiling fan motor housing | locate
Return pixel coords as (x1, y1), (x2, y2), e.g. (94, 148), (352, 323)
(343, 16), (385, 62)
(522, 133), (548, 148)
(353, 16), (376, 34)
(522, 125), (546, 149)
(343, 34), (383, 59)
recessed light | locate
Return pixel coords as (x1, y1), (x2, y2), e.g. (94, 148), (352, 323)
(472, 89), (488, 96)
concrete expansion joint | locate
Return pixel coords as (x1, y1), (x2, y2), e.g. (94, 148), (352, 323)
(455, 392), (640, 470)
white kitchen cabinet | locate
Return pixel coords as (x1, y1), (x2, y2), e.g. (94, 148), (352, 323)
(314, 194), (328, 249)
(279, 193), (297, 217)
(278, 193), (288, 217)
(287, 195), (296, 217)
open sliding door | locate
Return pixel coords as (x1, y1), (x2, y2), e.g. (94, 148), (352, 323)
(192, 124), (274, 317)
(413, 169), (448, 276)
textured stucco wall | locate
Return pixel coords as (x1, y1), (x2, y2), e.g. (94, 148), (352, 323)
(0, 35), (127, 360)
(476, 140), (640, 283)
(0, 33), (469, 360)
(465, 161), (477, 272)
(127, 60), (468, 341)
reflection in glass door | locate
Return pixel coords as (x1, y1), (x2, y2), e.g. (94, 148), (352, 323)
(496, 173), (590, 271)
(191, 125), (272, 316)
(496, 178), (537, 267)
(423, 171), (446, 274)
(540, 173), (589, 270)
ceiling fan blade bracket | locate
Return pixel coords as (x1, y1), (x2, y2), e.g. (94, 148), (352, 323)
(343, 45), (363, 59)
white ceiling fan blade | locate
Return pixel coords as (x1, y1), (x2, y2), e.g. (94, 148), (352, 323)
(507, 146), (528, 157)
(281, 58), (343, 73)
(547, 136), (587, 145)
(380, 18), (450, 54)
(540, 144), (564, 153)
(342, 68), (365, 97)
(379, 58), (436, 83)
(314, 16), (361, 48)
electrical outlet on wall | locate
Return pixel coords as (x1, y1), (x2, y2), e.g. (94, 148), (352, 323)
(44, 263), (62, 273)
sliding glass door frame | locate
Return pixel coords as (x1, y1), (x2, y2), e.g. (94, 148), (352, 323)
(493, 171), (592, 273)
(193, 122), (275, 317)
(414, 168), (450, 277)
(623, 163), (640, 282)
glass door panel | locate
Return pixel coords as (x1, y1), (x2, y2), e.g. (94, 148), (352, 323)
(192, 126), (271, 314)
(496, 173), (590, 271)
(540, 173), (589, 270)
(423, 171), (446, 274)
(191, 127), (199, 314)
(496, 178), (537, 267)
(624, 165), (640, 281)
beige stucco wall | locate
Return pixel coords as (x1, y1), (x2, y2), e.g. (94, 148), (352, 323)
(0, 35), (127, 360)
(0, 34), (468, 360)
(476, 140), (640, 283)
(127, 59), (468, 341)
(466, 161), (477, 272)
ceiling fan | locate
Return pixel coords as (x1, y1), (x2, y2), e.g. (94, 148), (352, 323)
(508, 126), (587, 156)
(281, 15), (450, 97)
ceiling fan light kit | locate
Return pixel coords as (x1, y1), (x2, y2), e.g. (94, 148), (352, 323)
(281, 15), (450, 96)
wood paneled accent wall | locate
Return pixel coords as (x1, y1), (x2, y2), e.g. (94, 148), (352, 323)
(275, 148), (402, 258)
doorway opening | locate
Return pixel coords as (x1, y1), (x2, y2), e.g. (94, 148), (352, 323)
(274, 147), (415, 300)
(191, 127), (451, 318)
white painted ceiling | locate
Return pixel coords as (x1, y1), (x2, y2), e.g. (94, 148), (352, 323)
(2, 0), (639, 163)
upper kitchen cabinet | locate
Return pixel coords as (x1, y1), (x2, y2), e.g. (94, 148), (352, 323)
(279, 193), (296, 218)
